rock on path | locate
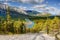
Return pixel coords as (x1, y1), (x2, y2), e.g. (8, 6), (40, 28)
(35, 34), (55, 40)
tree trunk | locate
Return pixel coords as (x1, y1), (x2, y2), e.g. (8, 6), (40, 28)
(55, 32), (60, 40)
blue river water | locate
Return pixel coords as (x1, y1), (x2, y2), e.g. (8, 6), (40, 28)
(25, 19), (34, 28)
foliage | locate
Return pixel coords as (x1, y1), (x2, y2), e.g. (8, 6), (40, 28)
(0, 6), (60, 35)
(32, 16), (60, 34)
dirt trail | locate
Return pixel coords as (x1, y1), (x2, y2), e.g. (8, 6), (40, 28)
(0, 33), (55, 40)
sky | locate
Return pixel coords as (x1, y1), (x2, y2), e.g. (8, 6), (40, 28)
(0, 0), (60, 15)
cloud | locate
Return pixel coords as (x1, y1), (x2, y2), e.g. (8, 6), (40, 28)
(2, 0), (44, 4)
(17, 6), (28, 14)
(46, 7), (60, 15)
(19, 6), (27, 10)
(3, 0), (10, 5)
(3, 2), (9, 5)
(32, 4), (60, 15)
(3, 2), (8, 5)
(45, 7), (60, 15)
(35, 0), (44, 3)
(15, 0), (44, 4)
(33, 4), (47, 11)
(33, 4), (56, 11)
(33, 4), (47, 8)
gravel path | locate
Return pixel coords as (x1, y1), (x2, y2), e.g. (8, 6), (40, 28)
(35, 34), (55, 40)
(0, 33), (55, 40)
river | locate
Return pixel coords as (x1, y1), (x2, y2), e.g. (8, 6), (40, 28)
(25, 19), (34, 28)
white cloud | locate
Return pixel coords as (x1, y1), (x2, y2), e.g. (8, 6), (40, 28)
(33, 4), (47, 11)
(3, 0), (9, 5)
(19, 6), (27, 10)
(45, 7), (60, 15)
(46, 7), (56, 11)
(18, 0), (44, 4)
(32, 4), (60, 15)
(33, 4), (47, 8)
(3, 0), (44, 4)
(3, 2), (8, 5)
(35, 0), (44, 3)
(18, 6), (28, 14)
(45, 7), (59, 15)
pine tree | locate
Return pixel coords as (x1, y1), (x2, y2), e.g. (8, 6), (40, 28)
(6, 6), (11, 22)
(0, 17), (2, 31)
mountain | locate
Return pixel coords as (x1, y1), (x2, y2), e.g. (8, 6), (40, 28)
(0, 3), (60, 20)
(0, 3), (31, 20)
(36, 12), (52, 17)
(0, 3), (52, 16)
(25, 10), (40, 16)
